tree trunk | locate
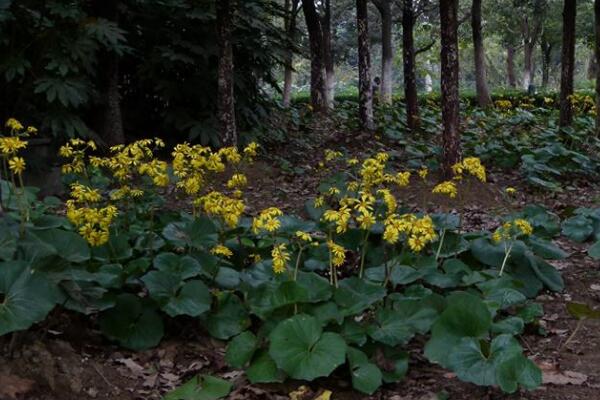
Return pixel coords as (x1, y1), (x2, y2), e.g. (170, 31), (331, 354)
(302, 0), (327, 111)
(322, 0), (335, 109)
(374, 0), (393, 104)
(595, 0), (600, 136)
(471, 0), (492, 107)
(440, 0), (461, 178)
(541, 39), (552, 88)
(403, 0), (420, 130)
(282, 0), (299, 107)
(93, 0), (124, 145)
(588, 53), (597, 81)
(216, 0), (237, 146)
(357, 0), (374, 130)
(559, 0), (576, 127)
(523, 43), (535, 90)
(506, 45), (517, 88)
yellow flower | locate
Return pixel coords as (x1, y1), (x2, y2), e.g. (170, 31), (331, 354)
(432, 181), (458, 198)
(8, 157), (25, 174)
(395, 171), (411, 187)
(514, 219), (533, 236)
(243, 142), (259, 158)
(327, 240), (346, 267)
(226, 173), (248, 189)
(5, 118), (23, 131)
(272, 243), (290, 274)
(295, 231), (313, 242)
(252, 207), (283, 233)
(356, 211), (375, 230)
(418, 168), (428, 180)
(211, 244), (233, 258)
(324, 149), (343, 162)
(0, 137), (27, 155)
(314, 196), (325, 208)
(347, 158), (359, 166)
(505, 187), (517, 195)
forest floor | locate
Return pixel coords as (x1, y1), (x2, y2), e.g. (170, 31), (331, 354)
(1, 122), (600, 400)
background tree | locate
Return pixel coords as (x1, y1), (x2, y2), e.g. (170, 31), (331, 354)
(322, 0), (336, 109)
(302, 0), (327, 111)
(520, 0), (547, 90)
(217, 0), (237, 146)
(440, 0), (461, 177)
(471, 0), (491, 107)
(283, 0), (301, 107)
(596, 0), (600, 136)
(403, 0), (420, 130)
(372, 0), (394, 104)
(559, 0), (576, 127)
(357, 0), (374, 130)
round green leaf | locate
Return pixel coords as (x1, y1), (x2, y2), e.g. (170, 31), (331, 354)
(269, 314), (346, 381)
(226, 331), (258, 368)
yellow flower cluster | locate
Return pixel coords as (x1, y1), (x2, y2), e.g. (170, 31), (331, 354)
(295, 231), (313, 242)
(252, 207), (283, 234)
(492, 219), (533, 242)
(452, 157), (486, 182)
(323, 205), (352, 234)
(198, 191), (246, 228)
(324, 149), (343, 162)
(327, 240), (346, 267)
(383, 214), (437, 252)
(272, 243), (290, 274)
(1, 118), (37, 179)
(0, 136), (28, 156)
(59, 139), (97, 174)
(495, 100), (512, 110)
(8, 157), (25, 174)
(432, 181), (457, 198)
(211, 244), (233, 258)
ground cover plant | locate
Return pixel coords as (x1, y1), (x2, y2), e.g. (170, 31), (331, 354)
(1, 116), (592, 399)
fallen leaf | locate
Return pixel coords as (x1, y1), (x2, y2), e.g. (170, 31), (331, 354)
(0, 373), (35, 399)
(590, 284), (600, 291)
(313, 390), (332, 400)
(539, 363), (588, 385)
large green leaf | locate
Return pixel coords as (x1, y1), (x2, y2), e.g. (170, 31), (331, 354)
(346, 347), (382, 395)
(246, 350), (285, 383)
(424, 292), (492, 367)
(35, 229), (90, 263)
(99, 294), (164, 350)
(588, 241), (600, 260)
(368, 300), (438, 346)
(162, 217), (218, 249)
(153, 252), (202, 279)
(0, 261), (61, 335)
(269, 314), (346, 381)
(226, 331), (258, 368)
(0, 221), (17, 261)
(163, 375), (232, 400)
(206, 293), (250, 340)
(496, 355), (542, 393)
(561, 215), (593, 243)
(334, 277), (386, 316)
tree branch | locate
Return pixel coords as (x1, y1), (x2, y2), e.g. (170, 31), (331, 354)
(415, 40), (435, 55)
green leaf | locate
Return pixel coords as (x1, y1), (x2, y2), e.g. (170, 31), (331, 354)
(269, 314), (346, 381)
(334, 277), (386, 316)
(346, 347), (382, 395)
(525, 254), (564, 292)
(99, 294), (164, 350)
(226, 331), (258, 369)
(368, 301), (438, 347)
(246, 350), (285, 383)
(162, 217), (218, 249)
(496, 355), (542, 393)
(35, 229), (90, 263)
(424, 292), (492, 368)
(491, 317), (525, 335)
(153, 252), (202, 279)
(163, 375), (232, 400)
(0, 261), (61, 335)
(0, 222), (17, 261)
(561, 215), (593, 243)
(206, 293), (250, 340)
(527, 236), (568, 260)
(588, 241), (600, 260)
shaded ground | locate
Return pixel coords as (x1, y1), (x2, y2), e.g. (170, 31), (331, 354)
(2, 121), (600, 400)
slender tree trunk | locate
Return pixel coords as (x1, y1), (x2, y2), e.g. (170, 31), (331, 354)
(595, 0), (600, 136)
(403, 0), (420, 130)
(588, 53), (597, 81)
(559, 0), (576, 127)
(322, 0), (335, 108)
(523, 43), (535, 90)
(216, 0), (236, 146)
(357, 0), (374, 130)
(541, 39), (552, 88)
(93, 0), (124, 145)
(282, 0), (299, 107)
(506, 45), (517, 88)
(302, 0), (327, 111)
(374, 0), (393, 104)
(440, 0), (461, 177)
(471, 0), (492, 107)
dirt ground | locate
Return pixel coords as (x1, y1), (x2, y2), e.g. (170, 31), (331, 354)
(1, 125), (600, 400)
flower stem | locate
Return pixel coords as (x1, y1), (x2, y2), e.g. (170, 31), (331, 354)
(499, 242), (513, 276)
(435, 229), (446, 261)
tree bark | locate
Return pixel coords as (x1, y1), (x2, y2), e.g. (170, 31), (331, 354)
(471, 0), (491, 107)
(302, 0), (327, 111)
(282, 0), (299, 107)
(93, 0), (124, 145)
(373, 0), (393, 104)
(506, 45), (517, 88)
(357, 0), (374, 130)
(595, 0), (600, 136)
(403, 0), (420, 130)
(440, 0), (461, 178)
(521, 2), (545, 90)
(559, 0), (576, 127)
(216, 0), (237, 146)
(322, 0), (335, 109)
(523, 43), (535, 90)
(541, 38), (552, 88)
